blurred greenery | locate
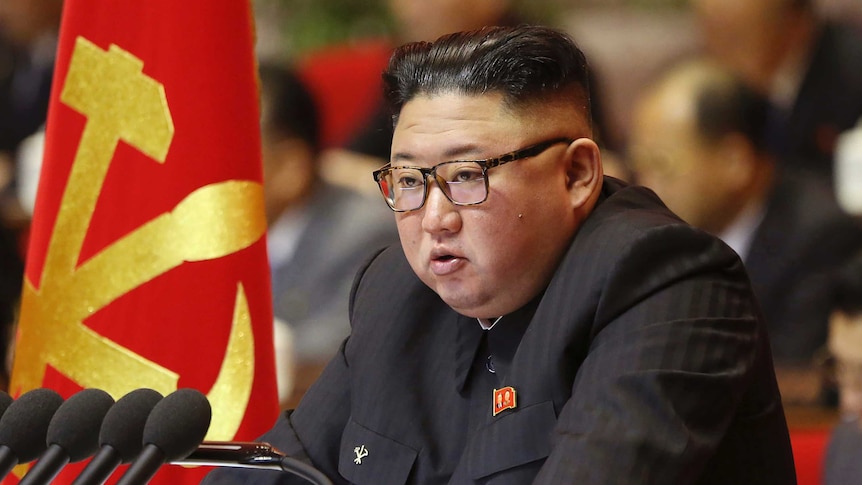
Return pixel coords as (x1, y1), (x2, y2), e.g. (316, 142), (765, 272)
(256, 0), (688, 57)
(278, 0), (393, 54)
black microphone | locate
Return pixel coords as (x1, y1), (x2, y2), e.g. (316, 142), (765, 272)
(71, 388), (163, 485)
(115, 388), (211, 485)
(174, 441), (333, 485)
(20, 388), (115, 484)
(0, 388), (64, 480)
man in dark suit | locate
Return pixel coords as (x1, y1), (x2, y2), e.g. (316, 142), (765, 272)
(693, 0), (862, 182)
(204, 26), (795, 484)
(630, 59), (862, 402)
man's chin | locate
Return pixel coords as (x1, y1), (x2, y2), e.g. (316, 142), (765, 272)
(437, 291), (480, 318)
(438, 290), (500, 319)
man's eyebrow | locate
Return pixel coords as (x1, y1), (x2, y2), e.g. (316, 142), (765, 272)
(443, 144), (485, 160)
(391, 144), (487, 164)
(391, 152), (415, 164)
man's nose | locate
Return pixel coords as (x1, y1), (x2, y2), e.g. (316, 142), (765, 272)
(421, 181), (461, 234)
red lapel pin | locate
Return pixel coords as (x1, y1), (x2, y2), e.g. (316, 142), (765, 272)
(493, 386), (517, 416)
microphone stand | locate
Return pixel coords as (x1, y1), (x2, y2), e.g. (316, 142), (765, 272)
(172, 442), (332, 485)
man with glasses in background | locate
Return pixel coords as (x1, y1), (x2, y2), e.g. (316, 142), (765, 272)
(204, 25), (795, 484)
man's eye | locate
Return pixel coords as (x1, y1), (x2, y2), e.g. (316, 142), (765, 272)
(396, 175), (421, 188)
(451, 168), (484, 183)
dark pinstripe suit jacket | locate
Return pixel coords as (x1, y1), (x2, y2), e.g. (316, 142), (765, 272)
(203, 177), (796, 484)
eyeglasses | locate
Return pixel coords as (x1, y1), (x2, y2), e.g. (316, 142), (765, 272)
(372, 137), (573, 212)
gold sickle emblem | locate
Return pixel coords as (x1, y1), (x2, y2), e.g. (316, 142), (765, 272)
(10, 37), (266, 441)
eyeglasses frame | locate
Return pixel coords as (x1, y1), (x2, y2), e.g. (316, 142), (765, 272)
(372, 137), (574, 212)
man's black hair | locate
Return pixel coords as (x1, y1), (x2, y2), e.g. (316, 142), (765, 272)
(258, 62), (321, 153)
(382, 25), (592, 126)
(694, 72), (771, 152)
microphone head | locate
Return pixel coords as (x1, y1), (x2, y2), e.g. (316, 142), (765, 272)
(0, 388), (64, 462)
(100, 388), (163, 463)
(46, 388), (115, 462)
(142, 388), (211, 461)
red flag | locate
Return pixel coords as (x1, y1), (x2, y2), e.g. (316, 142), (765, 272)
(8, 0), (278, 483)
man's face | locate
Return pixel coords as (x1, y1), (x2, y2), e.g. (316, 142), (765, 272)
(629, 87), (734, 234)
(260, 133), (316, 224)
(692, 0), (789, 91)
(390, 92), (597, 318)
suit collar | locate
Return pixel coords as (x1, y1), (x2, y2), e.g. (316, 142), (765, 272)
(453, 292), (543, 393)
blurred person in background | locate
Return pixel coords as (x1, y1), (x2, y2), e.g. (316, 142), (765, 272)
(258, 62), (399, 408)
(629, 59), (862, 403)
(380, 0), (616, 156)
(314, 0), (528, 192)
(342, 0), (523, 161)
(693, 0), (862, 185)
(823, 253), (862, 484)
(0, 0), (53, 390)
(384, 0), (618, 154)
(0, 0), (62, 224)
(311, 0), (623, 190)
(386, 0), (519, 44)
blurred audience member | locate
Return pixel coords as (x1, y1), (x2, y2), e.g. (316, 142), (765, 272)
(823, 253), (862, 484)
(343, 0), (524, 163)
(386, 0), (517, 44)
(0, 0), (62, 222)
(314, 0), (526, 196)
(630, 59), (862, 389)
(258, 62), (399, 407)
(693, 0), (862, 183)
(0, 0), (52, 389)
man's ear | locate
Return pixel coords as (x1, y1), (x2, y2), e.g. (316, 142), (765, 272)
(564, 137), (603, 210)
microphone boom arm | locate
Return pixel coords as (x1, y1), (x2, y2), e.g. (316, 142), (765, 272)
(172, 441), (332, 485)
(172, 442), (283, 470)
